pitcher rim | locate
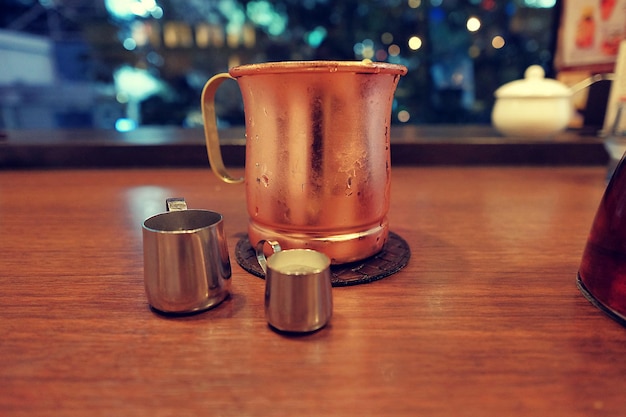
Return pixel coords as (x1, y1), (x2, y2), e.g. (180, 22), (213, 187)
(229, 60), (408, 77)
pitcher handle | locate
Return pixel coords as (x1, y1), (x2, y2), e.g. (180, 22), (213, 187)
(255, 240), (282, 275)
(201, 73), (244, 184)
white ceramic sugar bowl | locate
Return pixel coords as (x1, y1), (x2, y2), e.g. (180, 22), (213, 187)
(491, 65), (574, 138)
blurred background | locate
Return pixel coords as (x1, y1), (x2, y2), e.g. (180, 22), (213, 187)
(0, 0), (560, 131)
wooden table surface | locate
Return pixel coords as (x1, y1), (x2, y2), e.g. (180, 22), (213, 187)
(1, 166), (625, 416)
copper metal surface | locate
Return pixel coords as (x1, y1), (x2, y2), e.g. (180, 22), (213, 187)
(202, 61), (407, 263)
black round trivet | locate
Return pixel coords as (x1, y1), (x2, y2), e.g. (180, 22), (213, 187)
(234, 231), (410, 287)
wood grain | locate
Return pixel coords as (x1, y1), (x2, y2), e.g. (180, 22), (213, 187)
(0, 166), (624, 417)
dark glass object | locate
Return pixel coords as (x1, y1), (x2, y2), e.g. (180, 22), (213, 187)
(578, 152), (626, 325)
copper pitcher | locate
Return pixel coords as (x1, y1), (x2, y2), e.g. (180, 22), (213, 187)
(201, 61), (407, 264)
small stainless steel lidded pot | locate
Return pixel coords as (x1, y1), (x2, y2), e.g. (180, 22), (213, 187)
(142, 198), (231, 314)
(256, 240), (333, 333)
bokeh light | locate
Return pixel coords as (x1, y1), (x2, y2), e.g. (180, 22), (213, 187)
(306, 26), (327, 48)
(466, 16), (481, 32)
(388, 44), (401, 56)
(468, 44), (480, 58)
(105, 0), (163, 20)
(398, 110), (411, 123)
(524, 0), (556, 7)
(408, 0), (421, 8)
(491, 35), (505, 49)
(381, 32), (394, 45)
(408, 36), (422, 50)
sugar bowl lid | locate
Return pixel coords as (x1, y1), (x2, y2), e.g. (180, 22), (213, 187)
(494, 65), (572, 98)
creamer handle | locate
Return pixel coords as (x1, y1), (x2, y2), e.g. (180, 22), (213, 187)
(255, 240), (283, 275)
(201, 73), (244, 184)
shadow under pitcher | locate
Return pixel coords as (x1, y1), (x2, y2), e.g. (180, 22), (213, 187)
(201, 61), (407, 264)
